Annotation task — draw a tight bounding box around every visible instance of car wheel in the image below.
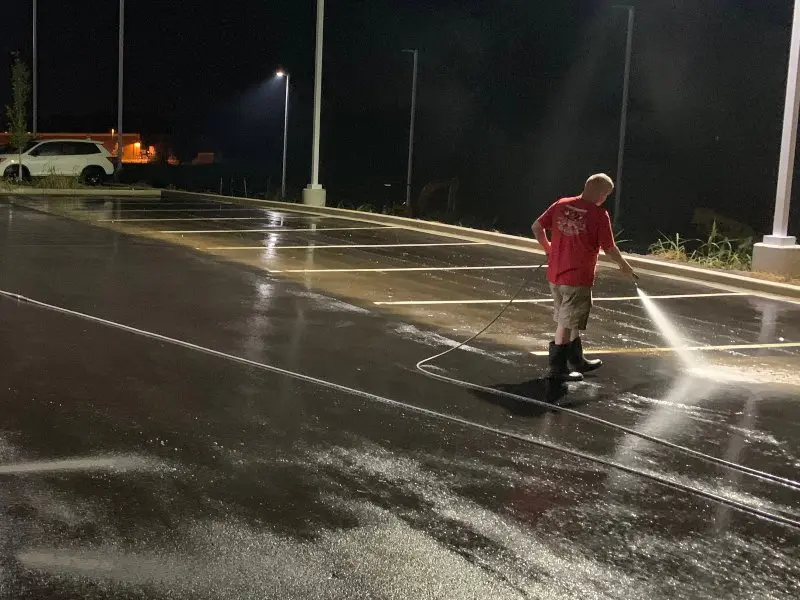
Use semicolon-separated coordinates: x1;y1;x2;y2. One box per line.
3;165;30;182
81;166;106;186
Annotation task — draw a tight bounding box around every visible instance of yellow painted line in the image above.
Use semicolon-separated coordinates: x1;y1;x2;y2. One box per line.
270;264;544;274
74;206;240;211
374;292;748;306
208;242;486;251
74;205;235;210
530;342;800;356
90;208;273;213
99;216;330;222
73;201;235;205
157;226;397;234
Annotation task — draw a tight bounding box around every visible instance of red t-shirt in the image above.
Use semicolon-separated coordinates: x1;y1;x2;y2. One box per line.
537;196;615;287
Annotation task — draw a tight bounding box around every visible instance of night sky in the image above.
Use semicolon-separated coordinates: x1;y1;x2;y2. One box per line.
1;0;798;242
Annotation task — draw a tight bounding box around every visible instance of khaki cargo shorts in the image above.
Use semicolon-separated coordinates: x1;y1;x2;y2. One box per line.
550;284;593;330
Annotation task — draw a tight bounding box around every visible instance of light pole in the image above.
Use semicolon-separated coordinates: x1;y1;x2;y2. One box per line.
32;0;38;135
752;0;800;275
116;0;125;179
767;0;800;245
276;70;290;200
402;49;419;213
612;5;634;229
303;0;326;206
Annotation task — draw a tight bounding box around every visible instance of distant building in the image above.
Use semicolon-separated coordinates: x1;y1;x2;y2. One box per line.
191;152;216;165
0;132;177;164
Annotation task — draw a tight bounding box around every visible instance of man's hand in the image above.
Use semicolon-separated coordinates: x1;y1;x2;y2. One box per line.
620;262;638;281
605;246;637;281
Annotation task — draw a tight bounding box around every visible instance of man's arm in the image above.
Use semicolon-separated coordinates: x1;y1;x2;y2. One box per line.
604;245;636;278
598;212;636;279
531;219;551;255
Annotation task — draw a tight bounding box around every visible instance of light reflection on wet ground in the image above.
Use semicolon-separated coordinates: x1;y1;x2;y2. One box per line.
0;195;798;598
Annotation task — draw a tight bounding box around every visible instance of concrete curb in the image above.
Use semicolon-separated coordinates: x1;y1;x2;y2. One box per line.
1;188;161;197
611;255;800;300
101;189;800;302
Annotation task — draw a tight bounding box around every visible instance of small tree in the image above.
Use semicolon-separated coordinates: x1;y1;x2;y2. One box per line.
5;53;32;183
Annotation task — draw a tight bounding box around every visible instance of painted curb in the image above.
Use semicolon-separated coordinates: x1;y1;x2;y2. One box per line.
1;188;160;197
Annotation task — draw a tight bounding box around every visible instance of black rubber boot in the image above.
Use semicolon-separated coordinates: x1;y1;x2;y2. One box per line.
568;337;603;373
548;342;584;382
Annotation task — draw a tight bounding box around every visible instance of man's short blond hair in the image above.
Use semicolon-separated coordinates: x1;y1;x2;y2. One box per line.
585;173;614;192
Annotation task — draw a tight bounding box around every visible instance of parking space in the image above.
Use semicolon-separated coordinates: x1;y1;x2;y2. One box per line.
10;194;800;362
2;194;799;598
12;194;800;361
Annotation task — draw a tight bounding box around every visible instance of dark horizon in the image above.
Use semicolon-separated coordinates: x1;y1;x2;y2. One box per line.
1;0;798;242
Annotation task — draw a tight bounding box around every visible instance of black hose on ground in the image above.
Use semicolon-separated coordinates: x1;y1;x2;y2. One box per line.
415;261;800;493
1;287;797;530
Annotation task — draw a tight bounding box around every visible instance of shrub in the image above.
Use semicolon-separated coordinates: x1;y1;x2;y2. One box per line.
649;233;691;262
34;174;84;189
649;222;753;270
691;222;753;270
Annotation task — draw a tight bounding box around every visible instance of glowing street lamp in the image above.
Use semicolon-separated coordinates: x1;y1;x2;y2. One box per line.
276;70;290;200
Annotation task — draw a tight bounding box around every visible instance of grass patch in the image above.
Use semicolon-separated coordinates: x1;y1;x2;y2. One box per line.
0;174;87;190
649;233;691;262
649;223;753;270
33;175;86;189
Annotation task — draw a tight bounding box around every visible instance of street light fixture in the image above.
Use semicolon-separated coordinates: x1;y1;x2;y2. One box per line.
612;5;634;229
276;70;290;200
402;49;419;214
116;0;125;179
32;0;38;135
303;0;326;206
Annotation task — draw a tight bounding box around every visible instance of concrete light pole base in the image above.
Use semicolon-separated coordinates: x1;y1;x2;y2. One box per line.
302;186;326;207
752;236;800;278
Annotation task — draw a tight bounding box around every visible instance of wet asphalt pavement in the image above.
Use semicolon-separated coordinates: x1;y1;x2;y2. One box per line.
0;195;798;599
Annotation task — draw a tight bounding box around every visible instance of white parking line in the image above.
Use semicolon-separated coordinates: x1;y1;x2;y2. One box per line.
158;226;397;234
270;264;544;274
373;292;748;306
208;242;486;251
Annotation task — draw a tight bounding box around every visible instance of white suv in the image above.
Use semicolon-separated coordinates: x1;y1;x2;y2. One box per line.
0;139;116;185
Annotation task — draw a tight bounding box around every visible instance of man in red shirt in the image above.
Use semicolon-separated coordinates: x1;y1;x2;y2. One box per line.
532;173;636;381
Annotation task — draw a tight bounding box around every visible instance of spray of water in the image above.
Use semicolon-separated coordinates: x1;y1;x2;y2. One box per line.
0;455;152;475
636;288;695;367
609;288;717;466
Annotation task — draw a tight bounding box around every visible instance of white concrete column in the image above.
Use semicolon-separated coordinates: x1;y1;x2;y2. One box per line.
303;0;327;207
753;0;800;276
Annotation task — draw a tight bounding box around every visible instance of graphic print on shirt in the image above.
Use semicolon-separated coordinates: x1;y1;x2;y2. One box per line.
556;205;588;237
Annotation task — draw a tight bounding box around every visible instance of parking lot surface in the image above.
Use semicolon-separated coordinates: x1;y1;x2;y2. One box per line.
1;195;798;599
